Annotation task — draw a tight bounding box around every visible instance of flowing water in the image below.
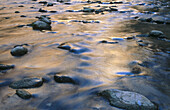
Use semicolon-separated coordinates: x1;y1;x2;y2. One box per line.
0;0;170;110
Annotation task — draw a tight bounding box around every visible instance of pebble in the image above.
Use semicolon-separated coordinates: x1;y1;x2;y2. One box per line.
10;46;28;57
16;89;32;99
15;11;20;13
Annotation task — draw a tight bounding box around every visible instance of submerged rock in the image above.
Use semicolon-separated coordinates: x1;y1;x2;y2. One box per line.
9;77;43;89
0;64;15;70
99;89;157;110
32;21;51;30
16;89;32;99
54;75;76;84
10;46;28;57
130;66;142;74
149;30;165;38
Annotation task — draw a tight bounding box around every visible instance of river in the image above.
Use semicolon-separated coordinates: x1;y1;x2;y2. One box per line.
0;0;170;110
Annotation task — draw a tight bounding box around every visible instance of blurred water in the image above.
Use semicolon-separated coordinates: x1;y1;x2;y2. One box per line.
0;0;170;110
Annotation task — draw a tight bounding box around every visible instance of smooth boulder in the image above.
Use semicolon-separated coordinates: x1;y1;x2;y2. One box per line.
32;21;51;30
99;89;157;110
16;89;32;99
149;30;164;38
10;46;28;57
9;77;43;89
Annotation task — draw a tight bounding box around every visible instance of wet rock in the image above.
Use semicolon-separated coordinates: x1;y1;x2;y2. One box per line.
20;15;27;17
82;7;95;12
152;16;170;24
0;64;15;71
17;25;25;28
39;8;47;12
49;11;57;13
18;5;24;7
113;1;123;4
95;9;103;14
54;75;76;84
109;7;118;11
99;89;157;110
64;2;72;5
47;3;53;6
126;36;135;40
138;43;148;46
149;30;165;38
138;17;153;22
58;45;71;50
130;66;142;74
16;89;32;99
39;1;48;4
10;46;28;57
66;10;75;12
32;21;51;30
39;16;51;24
9;77;43;89
70;48;91;54
15;11;20;13
99;40;118;44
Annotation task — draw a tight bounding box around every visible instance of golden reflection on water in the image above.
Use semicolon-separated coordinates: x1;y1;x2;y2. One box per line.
0;0;170;109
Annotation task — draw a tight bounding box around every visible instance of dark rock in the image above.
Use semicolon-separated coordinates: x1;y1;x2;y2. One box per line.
39;1;48;4
66;10;75;12
130;66;142;74
95;9;103;14
49;11;57;13
39;8;47;12
138;43;148;46
113;1;123;4
18;5;24;7
0;64;15;70
152;16;169;24
64;2;72;5
9;77;43;89
17;25;26;28
99;89;157;110
47;3;53;6
16;89;32;99
58;45;71;50
5;17;10;19
32;21;51;30
10;46;28;57
15;11;20;13
138;17;153;22
109;7;118;11
54;75;76;84
20;15;27;17
126;36;135;40
149;30;164;38
99;40;108;43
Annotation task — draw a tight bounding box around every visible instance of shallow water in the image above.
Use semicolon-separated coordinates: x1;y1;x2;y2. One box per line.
0;0;170;110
